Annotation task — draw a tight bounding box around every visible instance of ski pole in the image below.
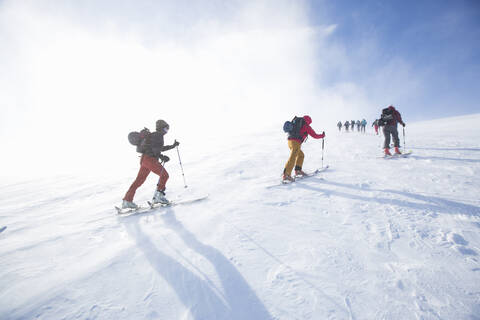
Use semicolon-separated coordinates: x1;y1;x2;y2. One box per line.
321;137;325;168
176;145;188;188
403;127;406;152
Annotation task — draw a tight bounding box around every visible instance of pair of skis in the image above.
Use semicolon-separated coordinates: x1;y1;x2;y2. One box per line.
267;165;329;188
378;151;412;159
115;194;209;216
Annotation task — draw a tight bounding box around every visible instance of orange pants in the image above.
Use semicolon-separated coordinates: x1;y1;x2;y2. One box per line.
123;154;169;202
284;139;304;175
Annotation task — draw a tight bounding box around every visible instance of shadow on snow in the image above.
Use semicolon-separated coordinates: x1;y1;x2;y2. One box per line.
294;179;480;218
122;209;272;320
410;147;480;152
409;155;480;163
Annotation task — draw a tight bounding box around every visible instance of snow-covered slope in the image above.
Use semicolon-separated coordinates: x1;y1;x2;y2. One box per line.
1;114;480;319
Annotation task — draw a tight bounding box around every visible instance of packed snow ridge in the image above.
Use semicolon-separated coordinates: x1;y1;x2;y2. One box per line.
1;114;480;319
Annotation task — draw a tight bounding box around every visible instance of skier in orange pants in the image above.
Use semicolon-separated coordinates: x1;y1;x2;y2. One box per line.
283;115;325;182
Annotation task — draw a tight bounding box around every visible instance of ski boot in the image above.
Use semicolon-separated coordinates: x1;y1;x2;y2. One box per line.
282;173;295;183
152;190;170;205
394;147;402;155
294;166;307;177
295;169;307;177
384;148;392;156
122;200;138;209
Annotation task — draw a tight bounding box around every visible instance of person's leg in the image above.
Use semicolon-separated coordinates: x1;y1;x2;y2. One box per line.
383;126;392;149
391;126;402;154
155;165;169;191
142;156;169;191
392;126;400;147
294;148;305;174
284;140;301;176
123;157;151;202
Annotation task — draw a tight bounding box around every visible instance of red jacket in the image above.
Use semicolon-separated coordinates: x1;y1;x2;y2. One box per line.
288;115;325;143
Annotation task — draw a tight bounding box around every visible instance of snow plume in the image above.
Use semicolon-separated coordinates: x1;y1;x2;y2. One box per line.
2;0;397;179
0;0;344;177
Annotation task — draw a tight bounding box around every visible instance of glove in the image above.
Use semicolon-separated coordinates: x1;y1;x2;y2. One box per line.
402;123;406;127
173;140;180;147
321;131;325;138
159;155;170;163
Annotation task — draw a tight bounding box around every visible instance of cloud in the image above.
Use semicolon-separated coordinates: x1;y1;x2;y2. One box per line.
5;0;438;180
0;0;339;177
2;1;477;178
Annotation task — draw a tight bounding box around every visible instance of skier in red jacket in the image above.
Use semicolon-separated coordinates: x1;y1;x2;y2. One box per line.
283;115;325;182
380;106;405;155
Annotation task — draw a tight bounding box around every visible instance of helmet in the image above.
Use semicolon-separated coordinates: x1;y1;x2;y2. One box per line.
156;119;169;131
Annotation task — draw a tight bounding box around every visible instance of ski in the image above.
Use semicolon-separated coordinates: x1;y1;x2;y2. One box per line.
295;165;329;180
0;226;6;233
148;194;209;209
267;165;329;188
378;151;412;159
115;195;209;216
115;205;152;215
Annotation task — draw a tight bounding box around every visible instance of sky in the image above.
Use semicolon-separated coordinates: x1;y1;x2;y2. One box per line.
0;0;479;177
307;0;480;121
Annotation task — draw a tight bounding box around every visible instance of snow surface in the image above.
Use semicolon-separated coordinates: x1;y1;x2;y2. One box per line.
1;114;480;319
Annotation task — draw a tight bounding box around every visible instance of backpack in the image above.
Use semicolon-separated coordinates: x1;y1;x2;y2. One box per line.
379;108;394;125
283;116;305;140
128;127;151;153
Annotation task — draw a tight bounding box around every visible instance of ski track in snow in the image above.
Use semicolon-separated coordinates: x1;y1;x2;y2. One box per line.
1;114;480;319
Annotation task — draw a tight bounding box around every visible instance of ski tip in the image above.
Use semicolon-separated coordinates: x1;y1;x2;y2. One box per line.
314;165;329;173
0;226;6;233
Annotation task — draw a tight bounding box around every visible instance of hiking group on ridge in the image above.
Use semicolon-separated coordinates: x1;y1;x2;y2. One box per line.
337;119;367;132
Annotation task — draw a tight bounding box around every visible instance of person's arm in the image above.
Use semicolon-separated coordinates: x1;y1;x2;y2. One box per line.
159;144;176;152
306;126;325;139
150;134;170;158
152;134;180;155
395;111;405;126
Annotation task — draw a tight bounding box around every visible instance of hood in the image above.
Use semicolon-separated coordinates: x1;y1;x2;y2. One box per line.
156;119;169;132
388;105;395;111
303;115;312;125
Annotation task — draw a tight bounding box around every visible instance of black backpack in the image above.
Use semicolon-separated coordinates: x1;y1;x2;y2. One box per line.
128;127;151;153
379;108;394;125
283;116;305;140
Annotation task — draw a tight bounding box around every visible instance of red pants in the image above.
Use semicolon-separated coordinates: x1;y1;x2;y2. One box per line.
123;155;169;202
